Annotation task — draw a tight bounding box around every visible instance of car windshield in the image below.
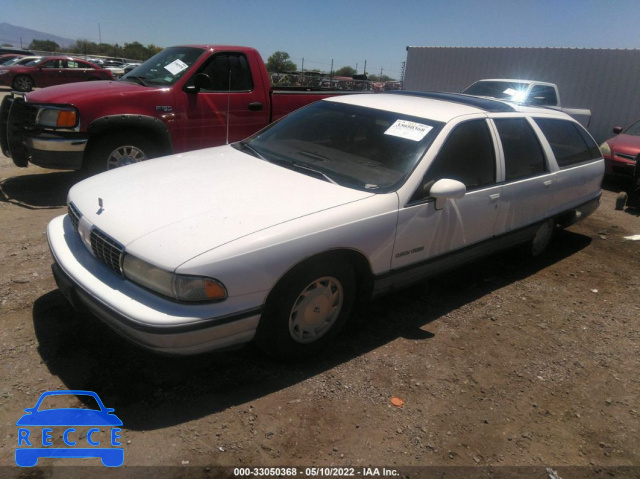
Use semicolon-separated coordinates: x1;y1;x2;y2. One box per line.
624;120;640;136
237;101;443;192
464;81;529;101
120;46;205;86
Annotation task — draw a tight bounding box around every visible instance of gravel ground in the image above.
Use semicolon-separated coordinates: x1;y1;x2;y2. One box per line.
0;143;638;478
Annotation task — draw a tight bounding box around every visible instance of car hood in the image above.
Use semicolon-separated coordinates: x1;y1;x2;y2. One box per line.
607;133;640;152
25;79;148;104
69;145;374;270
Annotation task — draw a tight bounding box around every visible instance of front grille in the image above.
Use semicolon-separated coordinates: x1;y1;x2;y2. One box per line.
90;228;125;275
68;202;81;231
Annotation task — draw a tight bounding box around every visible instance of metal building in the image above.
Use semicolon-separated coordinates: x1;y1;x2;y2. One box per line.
404;47;640;143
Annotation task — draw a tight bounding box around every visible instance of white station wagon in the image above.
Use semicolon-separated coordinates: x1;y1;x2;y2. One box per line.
47;92;604;359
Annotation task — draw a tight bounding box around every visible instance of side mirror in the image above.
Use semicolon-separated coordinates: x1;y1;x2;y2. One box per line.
613;126;623;135
185;73;213;93
429;178;466;210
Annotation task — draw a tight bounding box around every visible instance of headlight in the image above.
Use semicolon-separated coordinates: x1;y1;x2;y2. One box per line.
36;107;78;128
122;254;227;302
599;141;611;157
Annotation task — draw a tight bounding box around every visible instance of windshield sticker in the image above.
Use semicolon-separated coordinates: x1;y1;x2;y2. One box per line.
384;120;432;142
503;88;518;96
164;59;188;75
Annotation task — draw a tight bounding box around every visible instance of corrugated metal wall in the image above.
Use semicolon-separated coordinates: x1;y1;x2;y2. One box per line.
404;47;640;143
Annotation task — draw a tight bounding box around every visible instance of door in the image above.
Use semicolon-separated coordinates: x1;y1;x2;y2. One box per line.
34;59;65;87
177;52;269;150
391;119;502;271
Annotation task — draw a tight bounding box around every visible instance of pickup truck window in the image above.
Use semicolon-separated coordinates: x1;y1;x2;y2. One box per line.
196;53;254;91
464;81;528;99
534;118;601;168
121;46;205;86
529;85;557;106
494;118;547;180
424;120;495;190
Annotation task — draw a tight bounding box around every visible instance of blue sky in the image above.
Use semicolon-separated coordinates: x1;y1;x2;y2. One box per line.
3;0;640;79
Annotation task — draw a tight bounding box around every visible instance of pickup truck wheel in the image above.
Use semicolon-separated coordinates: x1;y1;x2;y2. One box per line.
615;192;628;210
86;133;159;173
530;218;555;257
255;260;355;360
12;75;34;92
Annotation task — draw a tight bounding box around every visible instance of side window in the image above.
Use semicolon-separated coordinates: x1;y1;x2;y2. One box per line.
199;53;254;92
534;118;600;168
529;85;557;106
41;60;61;69
424;119;496;191
494;118;547;181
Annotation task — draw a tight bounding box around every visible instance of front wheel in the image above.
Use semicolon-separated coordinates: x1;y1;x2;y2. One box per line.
255;260;356;360
85;132;159;174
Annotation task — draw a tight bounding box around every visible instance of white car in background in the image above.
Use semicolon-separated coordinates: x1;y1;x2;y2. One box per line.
47;92;604;359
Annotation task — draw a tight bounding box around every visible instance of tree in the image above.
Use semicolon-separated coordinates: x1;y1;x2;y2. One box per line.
266;51;297;73
29;39;60;52
335;66;356;77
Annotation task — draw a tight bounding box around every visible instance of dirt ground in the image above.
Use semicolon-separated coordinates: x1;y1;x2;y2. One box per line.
0;145;639;478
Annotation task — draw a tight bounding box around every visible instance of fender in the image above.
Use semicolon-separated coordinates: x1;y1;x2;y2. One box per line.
88;114;173;153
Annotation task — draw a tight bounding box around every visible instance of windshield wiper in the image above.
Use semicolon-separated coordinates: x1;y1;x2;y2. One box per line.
236;143;338;185
234;141;269;161
291;163;339;185
122;75;147;86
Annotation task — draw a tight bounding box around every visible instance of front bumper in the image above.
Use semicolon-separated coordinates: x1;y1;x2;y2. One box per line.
604;154;637;176
47;215;263;355
0;94;87;169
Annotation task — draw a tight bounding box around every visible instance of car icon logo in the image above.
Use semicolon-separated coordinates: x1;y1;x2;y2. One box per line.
16;390;123;467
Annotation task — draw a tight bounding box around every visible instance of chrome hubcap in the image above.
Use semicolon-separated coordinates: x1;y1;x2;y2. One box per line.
289;276;343;343
107;145;147;169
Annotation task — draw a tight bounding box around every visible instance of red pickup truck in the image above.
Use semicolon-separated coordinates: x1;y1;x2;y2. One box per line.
1;45;355;173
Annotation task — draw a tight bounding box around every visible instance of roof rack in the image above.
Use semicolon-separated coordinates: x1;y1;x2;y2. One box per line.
387;91;517;113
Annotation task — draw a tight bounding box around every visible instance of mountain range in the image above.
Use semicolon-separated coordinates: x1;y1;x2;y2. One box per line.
0;22;74;49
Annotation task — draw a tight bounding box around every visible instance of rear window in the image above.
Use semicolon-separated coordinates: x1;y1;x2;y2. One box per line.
534;118;601;168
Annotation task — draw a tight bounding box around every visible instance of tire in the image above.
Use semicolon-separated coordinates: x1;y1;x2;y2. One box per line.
12;75;34;92
85;132;159;174
615;192;628;210
255;259;356;360
529;218;555;257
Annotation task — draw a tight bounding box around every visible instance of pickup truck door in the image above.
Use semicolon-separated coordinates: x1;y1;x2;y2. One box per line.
177;52;269;150
390;119;503;274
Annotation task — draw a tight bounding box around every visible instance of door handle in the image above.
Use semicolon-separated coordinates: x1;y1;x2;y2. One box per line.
248;102;264;111
543;180;553;187
489;193;500;202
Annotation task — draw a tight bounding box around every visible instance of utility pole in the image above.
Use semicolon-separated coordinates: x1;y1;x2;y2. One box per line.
98;23;102;44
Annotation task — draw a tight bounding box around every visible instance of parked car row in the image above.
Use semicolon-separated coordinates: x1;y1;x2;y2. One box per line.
0;55;113;91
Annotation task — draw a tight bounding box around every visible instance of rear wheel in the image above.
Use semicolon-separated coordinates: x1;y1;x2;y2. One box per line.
12;75;34;92
255;259;356;360
85;132;159;174
530;218;555;257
